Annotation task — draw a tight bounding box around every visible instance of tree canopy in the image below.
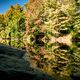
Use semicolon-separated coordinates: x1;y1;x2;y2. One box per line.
25;0;80;80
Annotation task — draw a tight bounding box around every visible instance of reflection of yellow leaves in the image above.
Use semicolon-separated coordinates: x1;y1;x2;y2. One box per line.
44;54;55;60
40;47;47;55
60;68;72;78
43;63;53;74
31;47;36;52
33;55;40;60
44;54;49;58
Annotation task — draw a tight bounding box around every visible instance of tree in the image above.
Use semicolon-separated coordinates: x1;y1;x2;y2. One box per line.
5;4;26;46
0;14;5;30
25;0;80;80
0;14;7;39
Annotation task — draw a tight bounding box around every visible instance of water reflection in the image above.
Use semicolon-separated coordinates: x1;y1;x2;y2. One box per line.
0;38;27;50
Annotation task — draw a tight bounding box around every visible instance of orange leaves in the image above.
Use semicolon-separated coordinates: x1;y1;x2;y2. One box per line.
26;10;32;19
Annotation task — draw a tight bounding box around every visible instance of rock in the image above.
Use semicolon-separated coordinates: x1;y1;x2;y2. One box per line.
0;44;56;80
0;44;25;58
0;54;30;71
71;72;80;80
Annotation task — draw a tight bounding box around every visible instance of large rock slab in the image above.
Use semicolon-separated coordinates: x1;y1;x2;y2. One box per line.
0;44;56;80
0;44;25;58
